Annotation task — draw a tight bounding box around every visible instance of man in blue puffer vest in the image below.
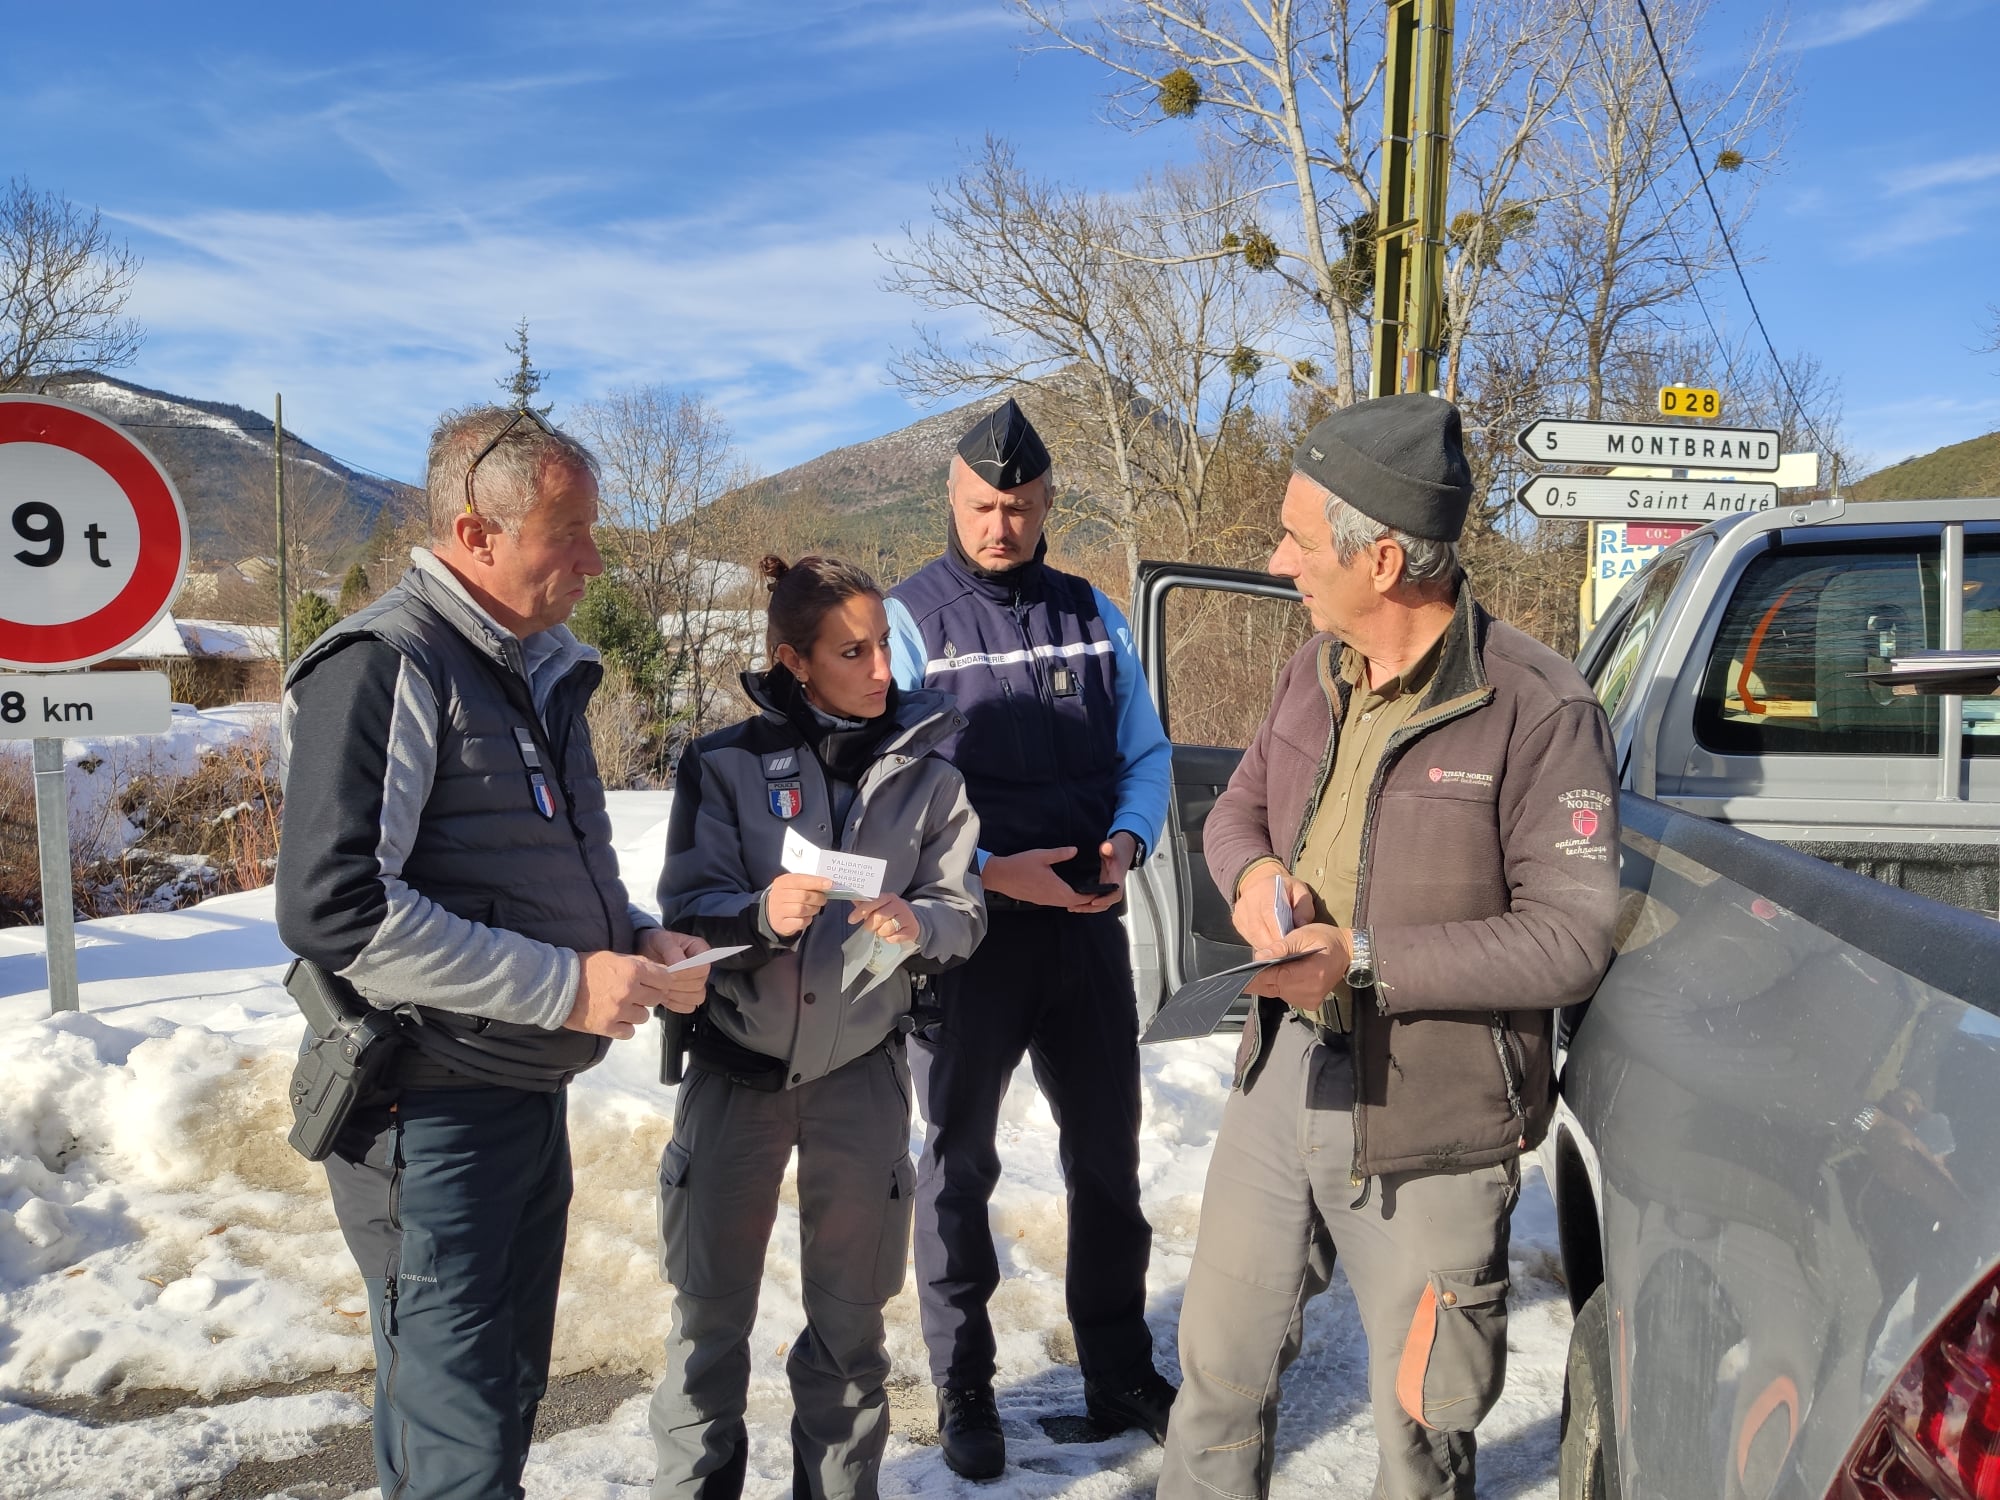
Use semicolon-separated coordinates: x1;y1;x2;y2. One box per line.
886;399;1177;1478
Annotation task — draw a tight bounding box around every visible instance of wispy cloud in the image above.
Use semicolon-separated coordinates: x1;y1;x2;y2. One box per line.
111;182;939;481
1843;201;1978;259
1884;151;2000;195
516;0;1014;57
1793;0;1930;49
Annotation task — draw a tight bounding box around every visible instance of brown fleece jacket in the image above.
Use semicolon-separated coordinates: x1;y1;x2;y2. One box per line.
1205;584;1619;1178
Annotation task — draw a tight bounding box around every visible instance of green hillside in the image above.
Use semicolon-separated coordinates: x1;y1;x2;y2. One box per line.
1853;429;2000;501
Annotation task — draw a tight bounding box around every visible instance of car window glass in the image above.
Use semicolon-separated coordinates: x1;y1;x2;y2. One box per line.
1161;585;1312;749
1693;542;1940;757
1587;551;1691;720
1958;544;2000;755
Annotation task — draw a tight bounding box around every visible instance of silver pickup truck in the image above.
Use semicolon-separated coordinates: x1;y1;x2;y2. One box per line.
1581;496;2000;917
1120;503;2000;1500
1552;497;2000;1500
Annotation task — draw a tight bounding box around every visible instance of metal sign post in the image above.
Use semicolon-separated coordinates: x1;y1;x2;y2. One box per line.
1;395;189;1016
5;671;174;1010
31;738;80;1012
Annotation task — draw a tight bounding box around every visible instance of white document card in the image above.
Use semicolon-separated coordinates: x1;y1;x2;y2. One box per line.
780;826;887;901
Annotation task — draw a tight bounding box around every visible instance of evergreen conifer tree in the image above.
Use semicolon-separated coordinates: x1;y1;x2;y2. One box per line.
500;318;554;415
338;562;370;615
292;591;339;653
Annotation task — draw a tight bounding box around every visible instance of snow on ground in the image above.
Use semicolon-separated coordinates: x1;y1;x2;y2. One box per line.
0;701;277;861
0;790;1569;1498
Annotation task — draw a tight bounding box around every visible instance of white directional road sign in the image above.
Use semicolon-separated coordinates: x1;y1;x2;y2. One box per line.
0;394;190;671
1519;473;1779;522
1518;416;1781;472
0;670;172;740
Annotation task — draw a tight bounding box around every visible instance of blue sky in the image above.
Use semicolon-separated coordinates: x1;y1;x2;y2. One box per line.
4;0;1995;486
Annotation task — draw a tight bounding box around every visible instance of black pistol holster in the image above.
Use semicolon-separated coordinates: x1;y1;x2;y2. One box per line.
658;1005;690;1086
284;958;405;1162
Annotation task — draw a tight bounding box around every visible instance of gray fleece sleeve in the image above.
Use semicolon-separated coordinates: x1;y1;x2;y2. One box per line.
275;639;581;1029
902;768;987;972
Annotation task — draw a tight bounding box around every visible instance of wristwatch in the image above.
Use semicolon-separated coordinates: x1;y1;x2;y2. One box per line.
1346;928;1377;992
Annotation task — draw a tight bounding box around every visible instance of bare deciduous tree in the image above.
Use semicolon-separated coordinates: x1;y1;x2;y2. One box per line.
211;459;361;634
0;178;144;392
1013;1;1386;403
571;386;758;742
883;138;1278;576
1513;0;1789;421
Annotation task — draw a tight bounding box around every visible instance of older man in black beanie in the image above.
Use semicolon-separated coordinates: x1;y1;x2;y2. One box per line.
1158;394;1620;1499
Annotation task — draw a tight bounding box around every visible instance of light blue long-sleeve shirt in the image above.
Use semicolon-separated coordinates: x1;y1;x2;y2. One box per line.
885;589;1173;864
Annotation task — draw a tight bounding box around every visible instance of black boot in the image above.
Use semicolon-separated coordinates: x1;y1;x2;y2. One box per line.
1085;1368;1179;1444
937;1383;1006;1480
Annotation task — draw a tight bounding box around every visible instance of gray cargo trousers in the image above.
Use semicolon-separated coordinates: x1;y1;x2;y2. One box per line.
1160;1016;1518;1500
650;1039;917;1500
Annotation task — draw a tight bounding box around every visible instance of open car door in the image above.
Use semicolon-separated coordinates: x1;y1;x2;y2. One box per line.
1125;561;1308;1029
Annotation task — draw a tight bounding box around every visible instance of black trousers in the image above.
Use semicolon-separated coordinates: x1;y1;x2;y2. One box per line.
324;1085;572;1500
910;907;1155;1388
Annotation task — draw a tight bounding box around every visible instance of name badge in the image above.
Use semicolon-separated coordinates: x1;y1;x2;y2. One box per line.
1051;666;1079;698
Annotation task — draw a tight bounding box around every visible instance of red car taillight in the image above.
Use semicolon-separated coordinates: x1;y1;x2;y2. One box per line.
1834;1266;2000;1499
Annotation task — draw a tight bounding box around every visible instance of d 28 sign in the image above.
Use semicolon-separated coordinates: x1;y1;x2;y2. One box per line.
0;396;189;672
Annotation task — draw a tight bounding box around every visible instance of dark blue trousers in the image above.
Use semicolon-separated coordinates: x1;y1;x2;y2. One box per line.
910;907;1155;1389
324;1085;572;1500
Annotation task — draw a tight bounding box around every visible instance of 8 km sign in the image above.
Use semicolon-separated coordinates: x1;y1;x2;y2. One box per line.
0;395;190;671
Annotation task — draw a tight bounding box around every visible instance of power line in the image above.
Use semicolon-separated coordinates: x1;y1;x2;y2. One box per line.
1629;0;1833;457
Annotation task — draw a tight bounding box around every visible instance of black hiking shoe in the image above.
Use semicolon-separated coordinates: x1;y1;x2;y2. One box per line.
1085;1368;1179;1444
937;1383;1006;1480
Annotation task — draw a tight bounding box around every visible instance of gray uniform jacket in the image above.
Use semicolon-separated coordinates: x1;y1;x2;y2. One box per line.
660;678;987;1086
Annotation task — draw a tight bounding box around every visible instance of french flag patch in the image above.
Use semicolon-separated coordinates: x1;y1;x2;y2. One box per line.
530;773;557;820
769;780;803;820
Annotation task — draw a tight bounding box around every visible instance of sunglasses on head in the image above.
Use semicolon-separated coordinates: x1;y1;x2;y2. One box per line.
464;406;557;517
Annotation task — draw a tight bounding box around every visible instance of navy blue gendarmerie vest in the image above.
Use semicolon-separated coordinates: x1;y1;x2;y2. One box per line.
890;539;1120;875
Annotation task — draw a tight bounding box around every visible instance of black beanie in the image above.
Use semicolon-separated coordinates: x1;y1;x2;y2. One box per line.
1292;393;1473;542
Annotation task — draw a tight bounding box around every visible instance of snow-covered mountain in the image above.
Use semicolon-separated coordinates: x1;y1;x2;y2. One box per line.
32;373;414;562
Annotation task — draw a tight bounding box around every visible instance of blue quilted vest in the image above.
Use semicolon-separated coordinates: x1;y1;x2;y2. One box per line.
890;545;1120;866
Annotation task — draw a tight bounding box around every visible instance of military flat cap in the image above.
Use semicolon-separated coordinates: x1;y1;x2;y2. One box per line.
957;398;1051;490
1293;393;1473;541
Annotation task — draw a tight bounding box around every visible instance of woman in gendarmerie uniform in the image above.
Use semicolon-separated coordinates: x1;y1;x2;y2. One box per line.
649;554;986;1500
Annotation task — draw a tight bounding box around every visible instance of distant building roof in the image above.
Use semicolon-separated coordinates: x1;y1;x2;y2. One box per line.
121;614;189;658
112;615;280;662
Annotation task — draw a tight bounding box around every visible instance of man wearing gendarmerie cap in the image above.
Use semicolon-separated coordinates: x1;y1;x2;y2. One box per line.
885;398;1178;1478
1159;394;1619;1499
276;404;713;1500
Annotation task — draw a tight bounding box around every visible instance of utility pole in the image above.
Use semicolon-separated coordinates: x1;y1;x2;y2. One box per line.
1370;0;1455;397
274;393;289;665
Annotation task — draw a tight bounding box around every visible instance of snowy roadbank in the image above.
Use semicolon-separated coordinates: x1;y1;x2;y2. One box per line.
0;791;1568;1498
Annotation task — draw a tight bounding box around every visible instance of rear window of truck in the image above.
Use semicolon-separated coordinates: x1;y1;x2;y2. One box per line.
1693;542;1943;756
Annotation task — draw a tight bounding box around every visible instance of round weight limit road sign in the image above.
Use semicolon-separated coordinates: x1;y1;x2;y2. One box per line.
0;395;190;671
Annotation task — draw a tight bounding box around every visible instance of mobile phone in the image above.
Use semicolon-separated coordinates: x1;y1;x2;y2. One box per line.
1070;880;1119;897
